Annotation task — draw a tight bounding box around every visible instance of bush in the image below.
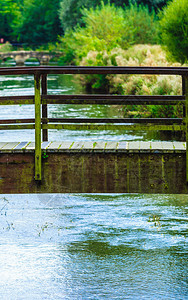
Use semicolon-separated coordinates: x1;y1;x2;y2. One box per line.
79;44;186;117
58;2;132;64
59;0;168;32
124;4;158;45
0;41;13;52
58;2;158;64
159;0;188;63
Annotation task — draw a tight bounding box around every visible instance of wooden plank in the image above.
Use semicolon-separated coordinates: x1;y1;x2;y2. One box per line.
139;141;151;151
46;117;183;124
105;141;118;150
173;141;186;151
41;141;51;149
117;142;127;151
0;66;188;76
93;141;107;150
42;95;185;106
71;141;85;150
0;96;34;105
0;140;186;153
162;142;174;151
81;141;96;150
0;124;34;130
151;142;163;151
25;142;35;150
0;119;35;124
128;141;140;152
59;141;75;149
47;142;62;150
43;124;185;131
0;142;8;149
1;142;19;150
14;142;29;150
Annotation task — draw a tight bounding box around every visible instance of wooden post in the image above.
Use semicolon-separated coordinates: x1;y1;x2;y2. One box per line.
42;74;48;141
185;75;188;182
182;76;185;117
34;73;42;181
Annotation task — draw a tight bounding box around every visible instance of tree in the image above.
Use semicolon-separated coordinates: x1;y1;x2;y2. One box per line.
59;0;104;32
58;2;158;64
59;0;169;32
0;0;21;41
133;0;169;12
124;4;158;44
58;2;131;64
159;0;188;63
15;0;62;47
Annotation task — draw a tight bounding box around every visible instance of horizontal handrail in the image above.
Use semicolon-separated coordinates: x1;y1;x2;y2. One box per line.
0;117;183;124
0;94;185;106
0;66;188;75
0;66;187;182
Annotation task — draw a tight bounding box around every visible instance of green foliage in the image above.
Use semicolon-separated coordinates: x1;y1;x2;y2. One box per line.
59;0;101;32
79;44;185;118
159;0;188;63
0;0;21;40
59;2;132;64
14;0;61;47
58;2;158;64
59;0;131;32
124;4;158;44
0;41;13;52
59;0;169;32
134;0;169;12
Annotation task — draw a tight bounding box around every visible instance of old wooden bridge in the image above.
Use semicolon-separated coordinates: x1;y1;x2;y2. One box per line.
0;66;188;194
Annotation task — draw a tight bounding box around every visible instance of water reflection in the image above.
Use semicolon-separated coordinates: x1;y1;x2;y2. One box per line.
0;194;187;299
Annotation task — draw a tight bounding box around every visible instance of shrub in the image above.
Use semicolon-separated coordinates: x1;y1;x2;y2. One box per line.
59;0;168;32
159;0;188;63
0;41;13;52
80;44;185;117
124;4;158;45
58;2;158;64
58;2;132;64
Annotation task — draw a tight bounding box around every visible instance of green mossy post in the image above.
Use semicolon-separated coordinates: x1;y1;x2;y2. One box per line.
34;73;42;181
185;76;188;182
42;74;48;141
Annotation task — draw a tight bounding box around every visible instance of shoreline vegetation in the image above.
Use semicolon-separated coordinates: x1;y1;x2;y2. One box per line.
0;0;187;118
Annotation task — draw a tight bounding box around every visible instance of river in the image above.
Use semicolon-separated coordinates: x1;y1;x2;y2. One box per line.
0;70;187;299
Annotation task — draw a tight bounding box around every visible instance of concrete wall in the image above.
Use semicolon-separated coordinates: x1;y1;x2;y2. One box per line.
0;151;187;194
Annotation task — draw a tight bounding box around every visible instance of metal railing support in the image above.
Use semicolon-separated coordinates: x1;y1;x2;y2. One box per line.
42;74;48;141
34;73;42;181
182;76;186;117
185;75;188;182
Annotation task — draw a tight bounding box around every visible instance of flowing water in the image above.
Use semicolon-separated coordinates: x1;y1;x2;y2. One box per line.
0;193;187;299
0;71;187;299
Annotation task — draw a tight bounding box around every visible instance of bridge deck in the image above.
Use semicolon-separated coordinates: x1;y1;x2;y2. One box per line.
0;140;187;194
0;141;186;153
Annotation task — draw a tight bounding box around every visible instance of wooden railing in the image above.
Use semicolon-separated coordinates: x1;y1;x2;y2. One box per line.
0;66;188;181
